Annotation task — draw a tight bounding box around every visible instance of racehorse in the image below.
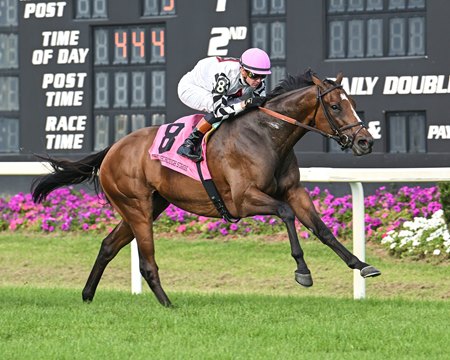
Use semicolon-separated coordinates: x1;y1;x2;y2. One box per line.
32;70;381;307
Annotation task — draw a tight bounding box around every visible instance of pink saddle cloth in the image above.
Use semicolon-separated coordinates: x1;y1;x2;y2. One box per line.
149;114;212;181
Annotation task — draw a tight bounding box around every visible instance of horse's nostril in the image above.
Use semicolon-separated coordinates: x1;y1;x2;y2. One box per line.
358;138;369;149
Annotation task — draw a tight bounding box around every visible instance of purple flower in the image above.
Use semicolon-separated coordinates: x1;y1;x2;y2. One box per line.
207;222;219;232
0;184;444;241
61;222;70;231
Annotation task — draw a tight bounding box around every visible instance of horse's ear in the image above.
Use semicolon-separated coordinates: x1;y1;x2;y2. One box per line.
311;73;323;87
335;72;344;84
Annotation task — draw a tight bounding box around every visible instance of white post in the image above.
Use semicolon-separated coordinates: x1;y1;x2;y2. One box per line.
350;182;366;299
130;239;142;294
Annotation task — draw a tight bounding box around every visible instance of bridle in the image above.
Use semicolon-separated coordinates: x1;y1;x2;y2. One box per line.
259;84;367;150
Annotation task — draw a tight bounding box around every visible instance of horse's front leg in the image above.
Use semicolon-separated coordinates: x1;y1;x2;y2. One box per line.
285;185;381;278
240;188;313;287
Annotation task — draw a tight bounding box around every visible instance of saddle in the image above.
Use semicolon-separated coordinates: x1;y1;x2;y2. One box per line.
149;114;239;222
149;114;211;181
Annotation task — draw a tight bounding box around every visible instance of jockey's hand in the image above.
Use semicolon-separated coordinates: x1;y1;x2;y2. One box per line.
244;96;267;109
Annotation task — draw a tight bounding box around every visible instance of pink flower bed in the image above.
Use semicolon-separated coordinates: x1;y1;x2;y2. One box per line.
0;186;442;244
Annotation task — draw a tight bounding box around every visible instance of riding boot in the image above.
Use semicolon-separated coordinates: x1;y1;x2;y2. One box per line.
177;117;212;162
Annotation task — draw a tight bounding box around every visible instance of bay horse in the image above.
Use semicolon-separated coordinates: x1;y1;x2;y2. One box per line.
32;70;381;307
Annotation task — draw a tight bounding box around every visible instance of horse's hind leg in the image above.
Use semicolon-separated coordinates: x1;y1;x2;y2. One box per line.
135;193;172;307
114;192;172;307
286;185;381;278
82;220;134;302
131;220;171;307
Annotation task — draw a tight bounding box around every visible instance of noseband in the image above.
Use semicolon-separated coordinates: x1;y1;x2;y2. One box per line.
259;84;367;150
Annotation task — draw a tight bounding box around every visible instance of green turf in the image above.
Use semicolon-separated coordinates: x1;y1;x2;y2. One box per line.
0;287;448;360
0;233;449;359
1;233;448;300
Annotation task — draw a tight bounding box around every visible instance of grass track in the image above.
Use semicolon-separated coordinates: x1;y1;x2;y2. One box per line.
1;233;449;359
1;233;449;300
1;287;449;360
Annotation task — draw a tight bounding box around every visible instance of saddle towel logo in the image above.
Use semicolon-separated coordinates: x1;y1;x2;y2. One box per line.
149;115;212;181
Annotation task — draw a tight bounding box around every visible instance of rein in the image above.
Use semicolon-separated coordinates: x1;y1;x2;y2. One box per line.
258;106;337;140
259;84;366;149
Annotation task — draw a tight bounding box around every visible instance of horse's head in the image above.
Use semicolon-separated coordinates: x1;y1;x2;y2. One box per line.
310;72;373;156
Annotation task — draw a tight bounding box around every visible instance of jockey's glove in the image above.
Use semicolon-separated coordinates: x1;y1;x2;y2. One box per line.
244;96;267;109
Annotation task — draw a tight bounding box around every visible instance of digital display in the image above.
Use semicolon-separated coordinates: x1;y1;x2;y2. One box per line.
93;25;166;110
0;33;18;69
93;24;167;149
75;0;107;19
94;26;165;65
143;0;176;16
0;76;19;111
0;0;18;26
0;0;19;152
250;3;286;91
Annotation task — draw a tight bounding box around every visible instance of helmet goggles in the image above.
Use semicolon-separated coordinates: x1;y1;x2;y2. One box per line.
246;70;266;80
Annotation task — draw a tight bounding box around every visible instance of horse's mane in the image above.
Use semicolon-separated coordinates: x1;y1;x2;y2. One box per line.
266;68;316;100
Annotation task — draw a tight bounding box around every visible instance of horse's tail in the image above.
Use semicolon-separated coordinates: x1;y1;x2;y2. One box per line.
31;146;111;203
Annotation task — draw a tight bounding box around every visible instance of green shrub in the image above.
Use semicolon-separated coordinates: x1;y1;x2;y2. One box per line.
438;182;450;228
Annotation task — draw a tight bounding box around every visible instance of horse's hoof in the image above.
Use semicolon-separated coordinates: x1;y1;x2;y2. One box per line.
360;265;381;278
82;296;92;304
82;291;93;303
160;300;173;308
295;271;313;287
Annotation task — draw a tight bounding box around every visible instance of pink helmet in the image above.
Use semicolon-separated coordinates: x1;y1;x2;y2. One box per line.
239;48;271;75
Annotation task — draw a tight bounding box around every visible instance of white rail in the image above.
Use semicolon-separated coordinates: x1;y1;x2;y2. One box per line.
0;162;50;175
300;167;450;299
2;163;450;299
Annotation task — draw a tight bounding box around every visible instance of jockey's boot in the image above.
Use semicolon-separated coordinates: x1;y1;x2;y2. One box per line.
177;117;212;162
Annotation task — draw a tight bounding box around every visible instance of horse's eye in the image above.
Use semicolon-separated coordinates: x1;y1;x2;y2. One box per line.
331;104;339;111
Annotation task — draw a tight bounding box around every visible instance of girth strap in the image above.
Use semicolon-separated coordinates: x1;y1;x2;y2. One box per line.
196;162;240;223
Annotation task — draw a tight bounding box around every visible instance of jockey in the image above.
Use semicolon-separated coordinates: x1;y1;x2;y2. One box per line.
177;47;271;162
